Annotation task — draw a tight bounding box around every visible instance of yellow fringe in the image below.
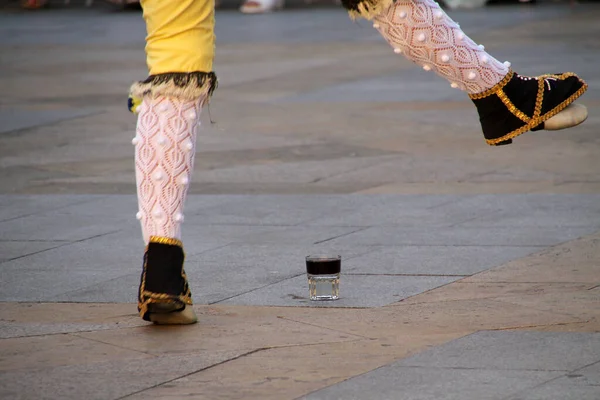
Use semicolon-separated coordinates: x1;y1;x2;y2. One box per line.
348;0;394;20
129;77;216;102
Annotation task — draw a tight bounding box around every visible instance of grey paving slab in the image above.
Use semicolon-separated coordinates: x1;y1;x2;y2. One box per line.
327;226;597;247
52;243;378;304
0;266;129;302
304;331;600;400
0;240;66;263
505;379;600;400
190;155;396;184
281;72;464;103
573;362;600;386
0;107;99;135
304;197;482;227
450;194;600;228
192;243;378;270
0;213;129;241
303;366;563;400
182;224;362;246
48;273;141;304
0;231;142;301
314;153;498;186
209;194;461;219
344;245;542;276
395;331;600;371
218;273;457;307
306;194;600;228
0;351;245;400
1;193;598;305
0;195;105;222
190;197;335;226
0;318;146;340
49;259;288;305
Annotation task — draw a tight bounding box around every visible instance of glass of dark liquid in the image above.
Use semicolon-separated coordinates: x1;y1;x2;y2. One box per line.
305;255;341;301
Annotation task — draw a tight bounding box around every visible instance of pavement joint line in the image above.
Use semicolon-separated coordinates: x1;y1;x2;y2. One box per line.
275;315;375;340
70;332;159;358
308;159;387;184
386;365;571;373
447;212;501;228
111;339;368;400
571;360;600;374
0;321;143;340
45;272;136;302
392;243;550;247
0;239;70;242
490;322;592;332
464;280;600;284
114;348;269;400
0;194;112;223
0;229;122;266
346;273;469;277
489;298;589;322
425;196;465;210
0;242;73;265
498;369;575;400
313;227;369;244
209;272;307;305
0;109;106;137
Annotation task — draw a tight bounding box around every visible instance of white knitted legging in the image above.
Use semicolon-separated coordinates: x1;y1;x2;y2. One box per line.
373;0;509;94
132;95;202;244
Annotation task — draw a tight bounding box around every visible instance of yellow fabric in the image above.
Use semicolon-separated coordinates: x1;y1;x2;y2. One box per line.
141;0;215;75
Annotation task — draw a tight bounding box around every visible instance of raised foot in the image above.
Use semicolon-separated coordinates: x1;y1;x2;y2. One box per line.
544;103;588;131
148;303;198;325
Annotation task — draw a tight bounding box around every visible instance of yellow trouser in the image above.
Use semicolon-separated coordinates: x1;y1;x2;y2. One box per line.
141;0;215;75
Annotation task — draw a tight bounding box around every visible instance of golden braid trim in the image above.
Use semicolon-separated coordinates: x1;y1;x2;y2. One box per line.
138;236;192;318
149;236;183;247
486;77;588;146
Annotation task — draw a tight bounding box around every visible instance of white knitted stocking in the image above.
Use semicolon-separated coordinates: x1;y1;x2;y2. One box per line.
133;95;202;244
373;0;509;94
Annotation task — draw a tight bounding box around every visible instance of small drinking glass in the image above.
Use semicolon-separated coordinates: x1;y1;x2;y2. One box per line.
306;255;341;301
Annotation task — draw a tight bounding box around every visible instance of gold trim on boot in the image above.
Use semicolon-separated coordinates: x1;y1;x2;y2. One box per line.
138;236;197;325
470;71;588;146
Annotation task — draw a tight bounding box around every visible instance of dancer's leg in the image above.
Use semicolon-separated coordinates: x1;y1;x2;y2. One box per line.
130;0;217;324
341;0;588;145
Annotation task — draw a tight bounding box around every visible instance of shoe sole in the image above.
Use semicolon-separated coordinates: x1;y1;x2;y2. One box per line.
148;304;198;325
544;103;588;131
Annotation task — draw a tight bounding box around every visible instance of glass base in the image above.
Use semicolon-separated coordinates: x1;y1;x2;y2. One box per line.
308;274;339;301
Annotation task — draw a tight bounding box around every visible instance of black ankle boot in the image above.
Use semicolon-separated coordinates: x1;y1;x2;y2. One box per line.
138;236;196;324
470;70;587;146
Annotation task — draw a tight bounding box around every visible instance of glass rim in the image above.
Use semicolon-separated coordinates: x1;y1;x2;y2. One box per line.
305;255;341;261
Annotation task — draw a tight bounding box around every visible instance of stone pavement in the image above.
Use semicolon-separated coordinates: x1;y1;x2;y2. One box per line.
1;3;600;400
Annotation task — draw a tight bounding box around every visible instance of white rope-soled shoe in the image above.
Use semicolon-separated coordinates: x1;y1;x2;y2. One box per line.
470;70;588;145
544;103;588;131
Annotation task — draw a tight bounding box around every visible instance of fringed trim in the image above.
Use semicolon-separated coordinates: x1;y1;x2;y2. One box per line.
130;72;218;102
469;70;514;100
343;0;394;20
486;75;588;146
